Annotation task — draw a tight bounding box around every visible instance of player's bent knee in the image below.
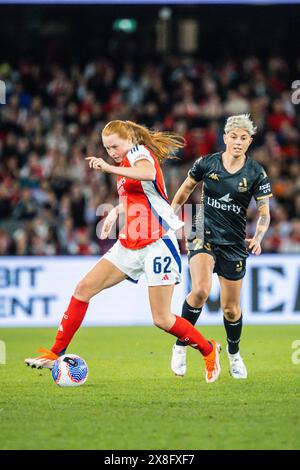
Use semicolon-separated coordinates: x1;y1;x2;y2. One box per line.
222;305;240;321
152;315;170;331
74;280;101;301
192;286;210;304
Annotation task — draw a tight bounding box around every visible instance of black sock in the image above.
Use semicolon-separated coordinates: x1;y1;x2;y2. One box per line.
176;299;203;346
223;314;243;354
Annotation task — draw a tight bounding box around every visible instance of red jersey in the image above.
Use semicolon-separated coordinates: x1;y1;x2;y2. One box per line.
117;145;183;250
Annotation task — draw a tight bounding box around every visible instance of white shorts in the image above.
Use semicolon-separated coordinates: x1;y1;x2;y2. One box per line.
103;230;182;286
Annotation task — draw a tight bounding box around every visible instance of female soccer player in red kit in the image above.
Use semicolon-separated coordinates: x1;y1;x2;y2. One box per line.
25;120;221;383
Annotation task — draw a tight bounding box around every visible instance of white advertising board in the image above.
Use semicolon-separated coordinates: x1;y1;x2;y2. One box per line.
0;255;300;327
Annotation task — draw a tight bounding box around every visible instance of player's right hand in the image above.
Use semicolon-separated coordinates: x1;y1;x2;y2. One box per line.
245;237;262;256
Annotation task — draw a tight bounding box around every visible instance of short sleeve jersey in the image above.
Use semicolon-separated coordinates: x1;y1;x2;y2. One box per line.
117;144;184;250
188;152;272;246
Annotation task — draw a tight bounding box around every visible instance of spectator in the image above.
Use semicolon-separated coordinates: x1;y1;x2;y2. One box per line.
0;54;299;255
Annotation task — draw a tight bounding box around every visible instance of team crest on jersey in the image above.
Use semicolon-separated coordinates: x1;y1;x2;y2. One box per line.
238;178;248;192
208;173;219;181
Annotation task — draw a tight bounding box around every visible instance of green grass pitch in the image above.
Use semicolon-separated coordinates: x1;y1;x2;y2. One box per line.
0;325;300;450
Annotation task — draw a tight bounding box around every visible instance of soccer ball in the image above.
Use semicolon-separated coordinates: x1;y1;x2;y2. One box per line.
51;354;88;387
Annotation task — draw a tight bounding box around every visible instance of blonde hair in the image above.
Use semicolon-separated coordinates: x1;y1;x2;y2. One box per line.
224;114;257;136
102;120;185;163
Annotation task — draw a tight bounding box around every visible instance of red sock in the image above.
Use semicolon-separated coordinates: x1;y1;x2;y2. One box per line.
168;315;213;356
51;296;89;355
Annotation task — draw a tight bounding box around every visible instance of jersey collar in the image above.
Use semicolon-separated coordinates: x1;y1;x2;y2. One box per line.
219;152;248;176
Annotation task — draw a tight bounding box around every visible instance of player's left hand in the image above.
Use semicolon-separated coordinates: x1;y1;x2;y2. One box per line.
246;238;262;256
85;157;112;173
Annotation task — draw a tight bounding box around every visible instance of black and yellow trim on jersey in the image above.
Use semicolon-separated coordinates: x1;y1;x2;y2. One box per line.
256;194;273;201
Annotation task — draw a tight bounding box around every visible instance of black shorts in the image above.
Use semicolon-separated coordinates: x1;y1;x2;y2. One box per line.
187;241;247;281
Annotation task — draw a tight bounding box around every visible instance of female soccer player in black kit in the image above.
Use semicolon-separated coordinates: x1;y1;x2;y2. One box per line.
171;114;272;379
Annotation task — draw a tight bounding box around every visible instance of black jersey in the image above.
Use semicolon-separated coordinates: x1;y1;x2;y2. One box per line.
188;152;272;247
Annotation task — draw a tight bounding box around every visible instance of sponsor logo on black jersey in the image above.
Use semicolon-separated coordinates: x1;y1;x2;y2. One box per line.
207;193;242;214
258;182;271;194
208;173;220;181
219;193;233;203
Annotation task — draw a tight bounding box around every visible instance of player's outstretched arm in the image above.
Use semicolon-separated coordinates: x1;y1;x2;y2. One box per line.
86;157;155;181
246;197;271;255
171;176;199;214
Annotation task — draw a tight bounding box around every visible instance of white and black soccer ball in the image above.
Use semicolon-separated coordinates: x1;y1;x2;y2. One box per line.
51;354;88;387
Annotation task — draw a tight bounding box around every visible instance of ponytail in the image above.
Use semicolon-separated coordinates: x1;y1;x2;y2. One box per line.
102;120;185;163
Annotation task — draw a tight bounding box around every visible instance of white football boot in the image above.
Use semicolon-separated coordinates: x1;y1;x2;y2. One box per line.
171;345;187;376
24;348;58;370
227;346;247;379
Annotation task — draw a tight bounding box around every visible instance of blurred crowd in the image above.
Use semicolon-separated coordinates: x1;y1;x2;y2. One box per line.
0;55;300;256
